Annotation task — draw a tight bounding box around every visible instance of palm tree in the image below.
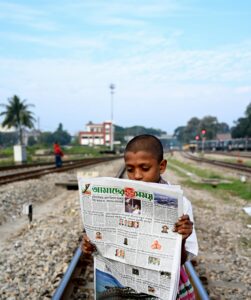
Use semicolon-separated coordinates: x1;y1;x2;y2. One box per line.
0;95;35;145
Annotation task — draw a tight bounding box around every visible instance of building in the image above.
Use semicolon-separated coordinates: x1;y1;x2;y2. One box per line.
159;134;180;150
79;121;113;146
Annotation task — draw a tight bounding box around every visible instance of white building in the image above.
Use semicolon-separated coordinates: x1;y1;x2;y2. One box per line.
79;121;113;146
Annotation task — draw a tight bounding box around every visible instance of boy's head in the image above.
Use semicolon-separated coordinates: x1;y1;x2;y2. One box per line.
124;134;167;183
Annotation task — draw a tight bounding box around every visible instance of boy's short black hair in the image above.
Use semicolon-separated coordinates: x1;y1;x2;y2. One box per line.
124;134;163;163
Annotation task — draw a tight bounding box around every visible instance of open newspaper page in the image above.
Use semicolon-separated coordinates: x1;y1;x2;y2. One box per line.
78;177;183;300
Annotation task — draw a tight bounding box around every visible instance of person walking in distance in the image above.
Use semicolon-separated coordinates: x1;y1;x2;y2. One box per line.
53;141;64;167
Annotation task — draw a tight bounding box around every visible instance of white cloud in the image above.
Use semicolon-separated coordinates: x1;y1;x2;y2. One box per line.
0;1;250;134
0;55;250;134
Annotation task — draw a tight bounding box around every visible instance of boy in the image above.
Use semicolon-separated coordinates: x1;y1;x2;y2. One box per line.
83;134;198;299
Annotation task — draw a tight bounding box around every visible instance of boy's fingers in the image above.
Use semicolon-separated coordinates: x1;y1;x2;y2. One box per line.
173;214;193;237
174;222;193;230
175;215;193;228
177;225;193;230
82;233;97;254
179;214;190;220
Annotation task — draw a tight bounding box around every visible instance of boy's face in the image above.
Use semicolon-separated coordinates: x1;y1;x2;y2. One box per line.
124;150;167;183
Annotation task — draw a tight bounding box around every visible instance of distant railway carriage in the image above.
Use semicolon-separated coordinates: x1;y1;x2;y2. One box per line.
195;138;251;152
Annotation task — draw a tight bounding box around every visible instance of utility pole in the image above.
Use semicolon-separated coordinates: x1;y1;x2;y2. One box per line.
109;84;115;151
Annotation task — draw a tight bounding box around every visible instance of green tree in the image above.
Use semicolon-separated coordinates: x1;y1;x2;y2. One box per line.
53;123;71;145
114;125;166;145
173;116;230;143
232;102;251;138
0;95;35;144
173;126;186;142
27;136;37;146
37;124;71;146
217;122;230;134
38;131;55;145
183;117;200;143
0;132;19;147
199;116;218;140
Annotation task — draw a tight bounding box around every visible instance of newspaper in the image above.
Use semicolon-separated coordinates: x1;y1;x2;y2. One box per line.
78;177;184;300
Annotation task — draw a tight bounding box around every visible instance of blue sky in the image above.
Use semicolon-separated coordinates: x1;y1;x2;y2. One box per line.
0;0;251;135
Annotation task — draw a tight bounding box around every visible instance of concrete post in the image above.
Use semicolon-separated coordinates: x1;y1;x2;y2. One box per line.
14;145;27;163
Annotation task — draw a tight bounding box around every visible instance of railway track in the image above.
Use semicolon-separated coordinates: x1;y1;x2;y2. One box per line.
183;152;251;174
0;157;121;185
0;158;91;172
52;166;209;300
204;151;251;159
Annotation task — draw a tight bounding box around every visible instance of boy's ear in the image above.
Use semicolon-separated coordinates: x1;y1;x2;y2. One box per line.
159;159;167;174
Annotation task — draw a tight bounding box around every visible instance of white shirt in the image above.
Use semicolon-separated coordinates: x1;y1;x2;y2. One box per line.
183;196;198;258
160;177;198;259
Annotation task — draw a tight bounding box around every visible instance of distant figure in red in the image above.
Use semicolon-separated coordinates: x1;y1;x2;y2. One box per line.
53;142;64;167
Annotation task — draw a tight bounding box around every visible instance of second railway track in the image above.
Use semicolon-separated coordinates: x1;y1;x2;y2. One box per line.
182;152;251;174
0;157;121;185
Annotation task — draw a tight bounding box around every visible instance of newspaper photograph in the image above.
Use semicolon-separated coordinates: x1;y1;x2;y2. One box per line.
78;177;184;300
94;253;181;300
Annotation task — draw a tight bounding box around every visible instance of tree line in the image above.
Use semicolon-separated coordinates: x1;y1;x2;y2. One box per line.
173;102;251;143
0;95;71;147
1;95;251;147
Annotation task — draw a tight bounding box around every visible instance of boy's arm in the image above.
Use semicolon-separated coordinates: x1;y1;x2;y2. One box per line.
173;214;193;265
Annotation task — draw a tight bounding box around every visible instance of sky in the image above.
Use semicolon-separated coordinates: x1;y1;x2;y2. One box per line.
0;0;251;135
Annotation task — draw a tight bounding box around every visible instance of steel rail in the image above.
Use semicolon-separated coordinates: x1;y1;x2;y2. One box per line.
183;152;251;174
0;157;121;185
185;261;209;300
52;164;126;300
52;163;208;299
204;151;251;159
52;247;83;300
0;158;112;172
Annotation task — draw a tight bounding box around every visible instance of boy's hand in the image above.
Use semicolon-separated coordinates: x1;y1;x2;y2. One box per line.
82;233;96;255
173;214;193;240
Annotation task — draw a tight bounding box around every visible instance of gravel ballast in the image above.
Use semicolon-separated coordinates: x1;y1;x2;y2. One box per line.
0;155;250;299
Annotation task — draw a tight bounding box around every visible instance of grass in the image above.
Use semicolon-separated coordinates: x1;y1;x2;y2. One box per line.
168;157;251;201
222;158;251;167
167;163;189;178
168;158;223;179
0;147;13;157
239;237;251;249
182;180;251;201
63;145;103;156
0;145;115;166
